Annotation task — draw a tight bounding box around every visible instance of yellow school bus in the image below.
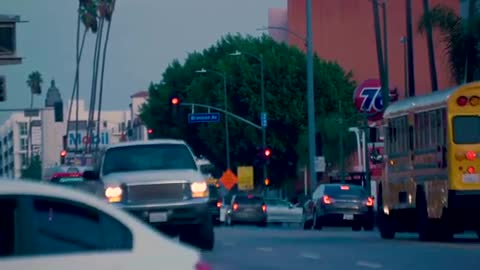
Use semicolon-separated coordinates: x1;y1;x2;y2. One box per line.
378;82;480;241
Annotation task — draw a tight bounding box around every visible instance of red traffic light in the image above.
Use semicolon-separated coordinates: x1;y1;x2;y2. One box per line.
147;128;153;134
171;97;180;105
264;148;271;157
60;150;67;157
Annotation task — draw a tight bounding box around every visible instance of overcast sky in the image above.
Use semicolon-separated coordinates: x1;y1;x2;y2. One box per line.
0;0;286;122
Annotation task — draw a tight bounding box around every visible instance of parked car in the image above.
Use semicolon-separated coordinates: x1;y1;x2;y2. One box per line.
264;198;303;225
82;139;214;250
0;179;210;270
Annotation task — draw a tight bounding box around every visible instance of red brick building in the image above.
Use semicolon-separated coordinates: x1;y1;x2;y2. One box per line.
287;0;459;97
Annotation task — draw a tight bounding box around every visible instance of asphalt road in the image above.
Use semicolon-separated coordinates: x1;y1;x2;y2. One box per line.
202;225;480;270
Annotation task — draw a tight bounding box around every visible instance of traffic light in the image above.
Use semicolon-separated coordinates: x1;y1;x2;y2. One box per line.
0;75;6;102
263;147;272;159
60;150;67;165
54;101;64;122
170;96;180;105
264;178;270;186
147;128;154;139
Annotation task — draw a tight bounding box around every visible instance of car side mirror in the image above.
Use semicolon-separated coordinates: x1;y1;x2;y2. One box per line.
83;170;100;181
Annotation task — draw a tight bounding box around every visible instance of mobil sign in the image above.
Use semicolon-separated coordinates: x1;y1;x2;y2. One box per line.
353;78;384;121
67;130;110;149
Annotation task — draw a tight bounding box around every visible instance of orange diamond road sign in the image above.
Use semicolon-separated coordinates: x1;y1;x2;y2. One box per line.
220;169;238;190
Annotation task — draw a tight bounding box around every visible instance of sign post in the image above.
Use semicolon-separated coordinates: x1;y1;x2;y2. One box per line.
237;166;254;191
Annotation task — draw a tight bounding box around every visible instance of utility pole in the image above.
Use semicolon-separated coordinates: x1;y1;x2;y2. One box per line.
382;0;390;101
364;114;372;195
306;0;318;193
372;0;389;109
406;0;416;97
339;102;345;183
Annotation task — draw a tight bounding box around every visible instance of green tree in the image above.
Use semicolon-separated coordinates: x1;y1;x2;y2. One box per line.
418;1;480;83
21;155;42;181
141;34;359;187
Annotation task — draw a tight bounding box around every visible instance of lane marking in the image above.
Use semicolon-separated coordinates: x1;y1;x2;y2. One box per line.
299;252;320;260
256;247;273;252
356;261;383;269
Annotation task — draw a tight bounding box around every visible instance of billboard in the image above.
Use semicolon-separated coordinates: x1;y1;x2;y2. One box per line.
67;130;110;150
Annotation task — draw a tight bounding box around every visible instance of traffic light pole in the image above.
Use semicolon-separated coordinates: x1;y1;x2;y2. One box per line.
180;102;262;130
260;55;267;185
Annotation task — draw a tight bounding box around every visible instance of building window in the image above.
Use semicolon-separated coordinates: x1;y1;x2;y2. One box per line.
20;138;27;151
20;153;27;168
18;122;28;136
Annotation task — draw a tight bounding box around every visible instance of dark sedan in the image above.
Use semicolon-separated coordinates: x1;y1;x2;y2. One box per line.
305;184;375;231
225;194;267;226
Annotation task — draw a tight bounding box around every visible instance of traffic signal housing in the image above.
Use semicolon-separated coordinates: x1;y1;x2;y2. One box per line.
170;95;180;106
264;178;270;186
0;75;6;102
60;150;67;164
263;147;272;159
147;128;154;139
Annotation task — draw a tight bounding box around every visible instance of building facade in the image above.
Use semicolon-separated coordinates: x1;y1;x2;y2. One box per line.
0;113;41;178
287;0;460;96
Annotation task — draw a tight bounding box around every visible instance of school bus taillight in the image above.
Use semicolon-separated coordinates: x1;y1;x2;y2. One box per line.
467;166;475;174
457;96;468;106
465;151;477;160
470;96;480;106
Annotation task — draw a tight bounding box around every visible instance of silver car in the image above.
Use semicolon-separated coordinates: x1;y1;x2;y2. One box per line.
264;199;303;225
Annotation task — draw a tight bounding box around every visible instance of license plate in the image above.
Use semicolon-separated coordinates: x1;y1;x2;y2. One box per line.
149;212;168;223
343;214;354;220
463;174;480;183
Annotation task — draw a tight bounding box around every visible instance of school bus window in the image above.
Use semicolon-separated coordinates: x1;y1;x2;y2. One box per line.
429;111;437;147
452;115;480;144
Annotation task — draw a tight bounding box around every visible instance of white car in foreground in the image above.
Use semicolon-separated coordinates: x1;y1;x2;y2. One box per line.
0;180;210;270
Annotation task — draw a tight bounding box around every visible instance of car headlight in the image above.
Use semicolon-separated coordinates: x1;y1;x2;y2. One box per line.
105;186;123;203
190;181;209;198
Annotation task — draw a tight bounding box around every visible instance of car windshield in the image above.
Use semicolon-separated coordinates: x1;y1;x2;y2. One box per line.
265;199;290;207
235;196;264;205
102;144;197;175
325;185;367;198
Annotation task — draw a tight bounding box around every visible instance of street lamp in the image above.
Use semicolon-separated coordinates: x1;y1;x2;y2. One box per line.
229;50;267;183
195;68;231;169
256;26;307;47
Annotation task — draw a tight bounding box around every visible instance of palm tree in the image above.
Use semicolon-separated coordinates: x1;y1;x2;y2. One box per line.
418;0;479;84
95;0;117;151
26;71;43;165
66;1;95;153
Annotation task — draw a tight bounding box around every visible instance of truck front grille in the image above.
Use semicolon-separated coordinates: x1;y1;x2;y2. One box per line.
125;182;188;203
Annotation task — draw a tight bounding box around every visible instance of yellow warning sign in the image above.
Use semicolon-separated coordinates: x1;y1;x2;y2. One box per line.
237;166;254;191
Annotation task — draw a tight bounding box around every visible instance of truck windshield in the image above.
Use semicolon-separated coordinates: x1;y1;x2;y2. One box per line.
102;144;197;175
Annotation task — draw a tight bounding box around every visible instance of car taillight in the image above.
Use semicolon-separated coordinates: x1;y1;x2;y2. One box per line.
232;203;239;211
323;195;332;204
366;197;374;207
466;151;477;161
195;261;211;270
262;204;267;212
216;201;222;208
457;96;468;106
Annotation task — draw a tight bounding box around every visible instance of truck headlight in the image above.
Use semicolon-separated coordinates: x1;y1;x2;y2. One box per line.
190;181;209;198
105;186;123;203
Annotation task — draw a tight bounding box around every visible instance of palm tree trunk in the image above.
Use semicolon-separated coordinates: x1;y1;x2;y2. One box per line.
95;0;117;152
464;0;477;83
87;18;105;154
27;93;33;166
422;0;438;92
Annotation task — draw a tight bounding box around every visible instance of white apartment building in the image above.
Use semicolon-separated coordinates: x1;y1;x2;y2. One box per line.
128;90;149;141
0;113;41;178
